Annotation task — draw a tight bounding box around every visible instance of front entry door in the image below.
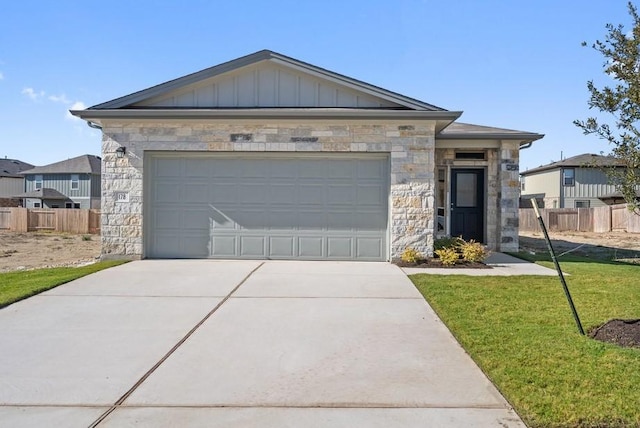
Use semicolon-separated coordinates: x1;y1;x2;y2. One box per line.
450;169;484;242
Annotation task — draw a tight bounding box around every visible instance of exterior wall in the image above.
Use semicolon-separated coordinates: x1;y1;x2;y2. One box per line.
434;140;520;252
24;173;99;209
100;120;437;260
136;62;398;109
523;168;619;208
0;177;24;198
521;170;560;208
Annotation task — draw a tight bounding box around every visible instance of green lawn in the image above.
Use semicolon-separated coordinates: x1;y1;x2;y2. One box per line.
0;261;127;308
410;255;640;428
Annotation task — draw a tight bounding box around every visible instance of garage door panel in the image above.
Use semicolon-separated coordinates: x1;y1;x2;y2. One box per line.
239;184;268;203
357;185;385;205
357;237;383;258
270;237;295;258
147;154;388;260
240;236;266;257
299;185;325;204
327;237;353;258
154;183;181;203
211;236;236;257
212;183;238;203
269;184;297;204
327;185;354;205
185;159;212;177
329;160;354;178
211;208;236;229
299;237;323;257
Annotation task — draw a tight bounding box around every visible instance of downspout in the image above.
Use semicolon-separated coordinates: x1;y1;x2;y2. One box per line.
87;121;102;130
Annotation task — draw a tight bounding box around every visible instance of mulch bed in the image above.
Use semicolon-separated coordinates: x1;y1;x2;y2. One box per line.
394;258;492;269
589;319;640;348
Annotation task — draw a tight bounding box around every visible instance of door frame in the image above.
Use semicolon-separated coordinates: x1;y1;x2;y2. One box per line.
449;167;486;243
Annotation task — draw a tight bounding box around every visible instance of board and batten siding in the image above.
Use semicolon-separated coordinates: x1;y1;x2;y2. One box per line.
24;173;99;209
562;168;618;207
135;62;399;109
0;177;24;198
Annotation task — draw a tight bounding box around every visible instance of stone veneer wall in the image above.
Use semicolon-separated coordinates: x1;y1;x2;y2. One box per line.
100;121;437;260
435;141;520;252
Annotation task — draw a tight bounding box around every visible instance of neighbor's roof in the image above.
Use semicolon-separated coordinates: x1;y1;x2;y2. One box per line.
0;158;34;178
521;153;622;176
20;155;101;175
13;188;69;200
437;122;544;142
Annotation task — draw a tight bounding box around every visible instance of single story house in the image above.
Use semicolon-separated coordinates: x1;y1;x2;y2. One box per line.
72;50;543;261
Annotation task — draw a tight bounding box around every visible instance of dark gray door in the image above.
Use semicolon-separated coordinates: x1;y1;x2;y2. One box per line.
146;153;389;260
450;169;484;242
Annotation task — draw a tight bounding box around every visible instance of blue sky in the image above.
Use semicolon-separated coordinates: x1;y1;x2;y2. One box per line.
0;0;633;171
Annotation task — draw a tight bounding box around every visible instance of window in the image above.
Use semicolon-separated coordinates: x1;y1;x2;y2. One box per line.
65;202;81;209
71;174;79;190
34;174;43;190
455;151;486;160
51;205;59;208
575;200;590;208
33;202;41;208
563;168;575;186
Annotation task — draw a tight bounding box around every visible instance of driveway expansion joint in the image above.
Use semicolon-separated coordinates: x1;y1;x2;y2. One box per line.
86;262;265;428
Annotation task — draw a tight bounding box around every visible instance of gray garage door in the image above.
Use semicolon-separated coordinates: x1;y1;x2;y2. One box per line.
146;153;389;260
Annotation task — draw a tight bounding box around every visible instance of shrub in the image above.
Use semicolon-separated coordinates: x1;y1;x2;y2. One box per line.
459;240;488;263
81;235;92;241
401;247;422;264
434;236;463;251
435;247;459;266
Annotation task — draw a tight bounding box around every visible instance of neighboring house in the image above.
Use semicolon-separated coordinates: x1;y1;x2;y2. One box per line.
15;154;101;209
520;153;637;209
0;158;34;207
71;50;543;261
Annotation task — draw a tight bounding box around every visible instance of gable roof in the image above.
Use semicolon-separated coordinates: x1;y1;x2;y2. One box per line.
21;155;101;175
0;158;34;178
70;50;463;130
521;153;621;176
437;122;544;142
89;50;445;111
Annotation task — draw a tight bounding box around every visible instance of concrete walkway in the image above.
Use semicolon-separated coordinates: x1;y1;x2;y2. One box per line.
403;252;559;276
0;261;525;427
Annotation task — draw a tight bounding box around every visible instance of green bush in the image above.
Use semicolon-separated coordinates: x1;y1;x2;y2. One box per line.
434;236;463;251
459;240;488;263
435;247;459;266
401;247;422;264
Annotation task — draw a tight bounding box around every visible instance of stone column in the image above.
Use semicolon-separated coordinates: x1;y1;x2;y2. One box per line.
498;141;521;252
389;124;436;258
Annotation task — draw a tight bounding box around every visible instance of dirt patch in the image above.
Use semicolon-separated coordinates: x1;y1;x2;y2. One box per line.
519;230;640;262
590;319;640;348
0;232;101;272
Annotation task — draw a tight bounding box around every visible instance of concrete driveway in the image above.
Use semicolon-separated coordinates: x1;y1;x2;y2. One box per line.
0;261;524;427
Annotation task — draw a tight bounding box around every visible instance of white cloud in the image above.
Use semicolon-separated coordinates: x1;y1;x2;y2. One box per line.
48;93;71;104
22;87;45;100
0;72;4;80
66;101;87;121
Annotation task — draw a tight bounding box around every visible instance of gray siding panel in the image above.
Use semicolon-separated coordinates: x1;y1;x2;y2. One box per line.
0;177;24;198
137;62;398;109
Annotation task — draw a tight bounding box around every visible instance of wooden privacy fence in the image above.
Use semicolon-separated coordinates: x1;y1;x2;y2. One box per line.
520;204;640;233
0;208;100;234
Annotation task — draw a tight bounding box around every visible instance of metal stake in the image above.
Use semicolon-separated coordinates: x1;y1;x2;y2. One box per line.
531;198;585;335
